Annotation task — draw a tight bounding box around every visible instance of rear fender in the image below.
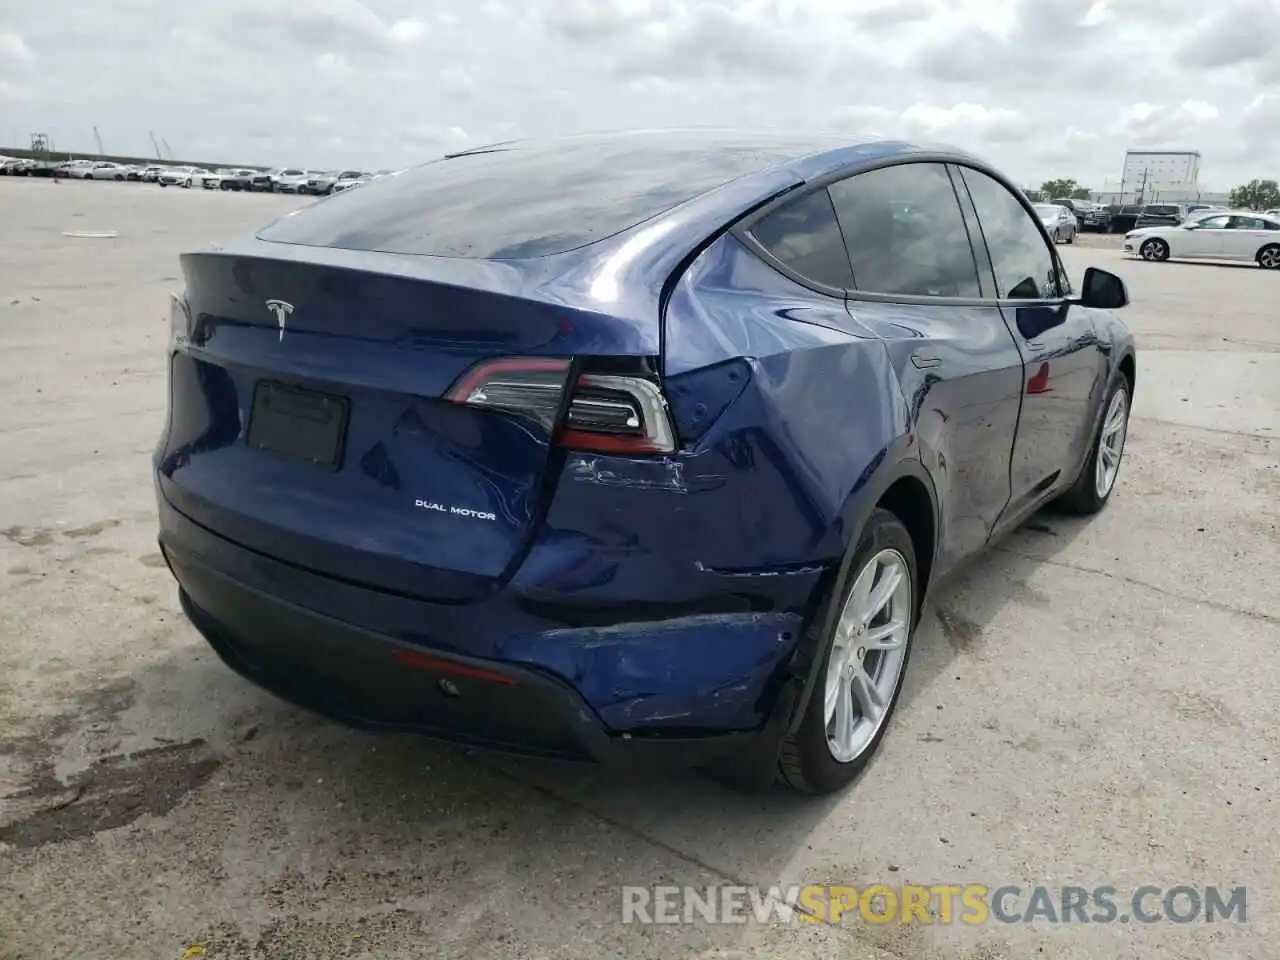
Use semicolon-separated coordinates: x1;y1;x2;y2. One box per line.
782;452;939;737
656;230;938;735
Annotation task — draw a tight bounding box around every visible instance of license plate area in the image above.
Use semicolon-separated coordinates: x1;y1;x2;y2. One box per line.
246;380;349;471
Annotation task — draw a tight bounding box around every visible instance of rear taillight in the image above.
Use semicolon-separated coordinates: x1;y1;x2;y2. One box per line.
560;373;675;454
445;357;676;455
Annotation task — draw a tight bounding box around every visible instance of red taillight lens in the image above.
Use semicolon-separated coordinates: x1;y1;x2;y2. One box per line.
560;374;675;454
446;358;676;455
444;357;572;432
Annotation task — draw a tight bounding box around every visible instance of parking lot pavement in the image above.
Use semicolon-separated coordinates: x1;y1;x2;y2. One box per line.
1;178;1277;960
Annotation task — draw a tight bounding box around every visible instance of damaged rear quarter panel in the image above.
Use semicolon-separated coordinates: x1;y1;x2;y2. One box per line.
500;234;911;731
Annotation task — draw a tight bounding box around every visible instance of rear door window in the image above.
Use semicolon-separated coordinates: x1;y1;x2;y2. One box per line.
958;167;1061;301
747;189;854;290
828;161;983;298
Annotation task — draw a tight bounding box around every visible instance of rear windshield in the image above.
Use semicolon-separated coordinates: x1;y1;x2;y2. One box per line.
1145;205;1179;215
257;131;836;260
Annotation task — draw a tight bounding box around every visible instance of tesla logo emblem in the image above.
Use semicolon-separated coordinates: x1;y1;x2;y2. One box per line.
265;299;293;341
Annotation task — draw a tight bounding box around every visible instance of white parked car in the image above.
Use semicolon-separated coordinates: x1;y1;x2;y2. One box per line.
88;162;130;180
330;171;370;193
158;166;201;187
301;171;342;195
190;168;229;189
1124;211;1280;269
1033;203;1077;244
65;161;127;180
272;169;310;193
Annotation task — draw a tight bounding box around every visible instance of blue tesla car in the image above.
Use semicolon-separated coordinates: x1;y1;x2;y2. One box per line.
155;130;1135;794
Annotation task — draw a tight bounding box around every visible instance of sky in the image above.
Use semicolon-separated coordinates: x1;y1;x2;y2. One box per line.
1;0;1277;190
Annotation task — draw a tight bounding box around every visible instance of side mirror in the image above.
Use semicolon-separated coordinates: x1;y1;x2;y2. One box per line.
1078;266;1128;309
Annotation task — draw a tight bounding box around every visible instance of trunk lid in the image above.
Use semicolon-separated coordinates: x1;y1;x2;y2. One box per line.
157;246;649;601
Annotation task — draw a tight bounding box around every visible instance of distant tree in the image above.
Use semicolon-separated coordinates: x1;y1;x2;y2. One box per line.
1039;179;1091;200
1228;179;1280;210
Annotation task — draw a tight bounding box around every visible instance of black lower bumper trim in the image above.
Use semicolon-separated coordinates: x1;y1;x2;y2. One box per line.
166;543;761;769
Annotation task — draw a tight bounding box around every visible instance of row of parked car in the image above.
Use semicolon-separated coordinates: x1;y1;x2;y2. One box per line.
0;156;394;195
1045;197;1242;234
147;165;396;194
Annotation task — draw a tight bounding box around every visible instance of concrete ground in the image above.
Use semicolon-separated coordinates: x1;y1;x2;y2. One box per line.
1;178;1276;960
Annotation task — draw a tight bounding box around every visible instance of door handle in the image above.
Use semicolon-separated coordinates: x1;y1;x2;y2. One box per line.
1025;340;1045;351
910;354;941;369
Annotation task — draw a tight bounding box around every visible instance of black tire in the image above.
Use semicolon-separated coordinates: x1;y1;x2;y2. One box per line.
1139;238;1169;262
1065;229;1075;244
1257;244;1280;270
1055;375;1131;515
114;174;123;181
778;508;918;795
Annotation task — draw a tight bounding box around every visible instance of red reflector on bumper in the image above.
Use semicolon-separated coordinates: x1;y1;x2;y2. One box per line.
392;649;518;686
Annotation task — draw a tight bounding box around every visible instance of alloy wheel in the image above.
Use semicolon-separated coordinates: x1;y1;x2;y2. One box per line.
1259;247;1280;270
1140;239;1166;261
1095;387;1129;498
824;548;912;764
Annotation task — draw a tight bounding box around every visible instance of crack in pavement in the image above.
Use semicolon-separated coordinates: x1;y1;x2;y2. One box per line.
478;762;909;959
994;546;1277;625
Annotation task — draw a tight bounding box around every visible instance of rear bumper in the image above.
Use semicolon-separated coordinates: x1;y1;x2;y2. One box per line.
156;487;818;748
166;538;775;768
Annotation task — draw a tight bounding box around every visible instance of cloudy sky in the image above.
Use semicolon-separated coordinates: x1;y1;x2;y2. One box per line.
1;0;1277;189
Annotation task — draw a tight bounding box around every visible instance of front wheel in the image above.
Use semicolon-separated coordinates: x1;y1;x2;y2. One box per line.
1056;376;1131;515
1140;238;1169;261
1065;228;1075;244
1257;244;1280;270
779;508;917;795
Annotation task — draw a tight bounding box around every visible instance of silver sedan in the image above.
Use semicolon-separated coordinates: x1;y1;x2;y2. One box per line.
1034;203;1078;244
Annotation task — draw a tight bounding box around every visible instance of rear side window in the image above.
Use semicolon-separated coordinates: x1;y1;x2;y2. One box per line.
258;133;826;260
828;162;983;298
748;189;854;289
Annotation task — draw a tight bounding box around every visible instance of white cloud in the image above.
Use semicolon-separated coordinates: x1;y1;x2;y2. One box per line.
388;18;425;43
1;0;1277;188
0;29;33;61
315;52;354;77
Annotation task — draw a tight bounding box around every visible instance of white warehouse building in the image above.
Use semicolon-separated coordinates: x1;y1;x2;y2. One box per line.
1090;150;1215;206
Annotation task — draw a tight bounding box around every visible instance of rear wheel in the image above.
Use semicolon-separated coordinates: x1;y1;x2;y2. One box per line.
1056;376;1130;515
1065;228;1075;244
1140;238;1169;261
779;509;917;795
1258;244;1280;270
